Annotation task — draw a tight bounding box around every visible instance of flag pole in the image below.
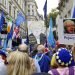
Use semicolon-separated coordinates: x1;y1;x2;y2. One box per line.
25;1;31;53
45;15;48;48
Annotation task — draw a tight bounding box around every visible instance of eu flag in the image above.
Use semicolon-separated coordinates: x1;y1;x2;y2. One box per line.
47;17;56;48
15;12;25;26
71;0;75;18
43;0;47;19
0;12;5;32
72;7;75;18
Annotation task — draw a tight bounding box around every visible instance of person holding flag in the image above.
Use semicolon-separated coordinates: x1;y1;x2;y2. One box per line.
12;12;25;47
12;26;21;47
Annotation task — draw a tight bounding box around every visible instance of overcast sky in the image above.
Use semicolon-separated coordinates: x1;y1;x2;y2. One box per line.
35;0;59;15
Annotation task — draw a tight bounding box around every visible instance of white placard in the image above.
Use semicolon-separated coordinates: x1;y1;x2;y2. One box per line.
58;18;75;45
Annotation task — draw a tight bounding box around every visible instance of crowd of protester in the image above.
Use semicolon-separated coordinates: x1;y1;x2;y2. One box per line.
0;43;75;75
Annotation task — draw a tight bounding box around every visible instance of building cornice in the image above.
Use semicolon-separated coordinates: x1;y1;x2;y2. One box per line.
26;0;38;9
12;0;26;16
0;4;8;15
57;0;69;10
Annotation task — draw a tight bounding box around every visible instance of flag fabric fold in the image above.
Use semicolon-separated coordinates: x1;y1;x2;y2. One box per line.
6;21;13;47
3;38;7;50
0;12;5;32
47;17;56;48
0;40;2;46
7;19;12;33
71;0;75;18
43;0;47;19
15;12;25;26
72;7;75;18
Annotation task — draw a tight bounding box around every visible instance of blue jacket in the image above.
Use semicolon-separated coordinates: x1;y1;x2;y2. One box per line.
35;53;50;72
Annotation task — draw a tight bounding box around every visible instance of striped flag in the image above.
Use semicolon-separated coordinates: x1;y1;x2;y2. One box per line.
6;21;13;48
7;20;12;33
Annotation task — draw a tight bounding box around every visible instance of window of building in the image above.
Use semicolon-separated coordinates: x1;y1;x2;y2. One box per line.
28;5;30;8
0;0;2;3
28;10;30;15
68;10;71;17
65;15;67;18
68;10;71;14
17;0;20;4
32;5;34;8
14;7;15;18
17;11;18;15
32;10;34;15
66;0;69;2
4;0;6;7
22;3;25;11
9;4;11;16
28;10;30;12
1;0;6;7
25;1;26;6
60;16;62;19
28;9;30;12
2;0;4;5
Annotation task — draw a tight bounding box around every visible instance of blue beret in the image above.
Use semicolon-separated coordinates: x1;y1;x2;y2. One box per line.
0;50;7;57
56;48;73;67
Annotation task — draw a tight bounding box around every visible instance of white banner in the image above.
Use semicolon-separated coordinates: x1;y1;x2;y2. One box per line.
28;21;46;43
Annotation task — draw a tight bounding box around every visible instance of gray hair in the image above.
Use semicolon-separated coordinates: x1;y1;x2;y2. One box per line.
18;44;28;53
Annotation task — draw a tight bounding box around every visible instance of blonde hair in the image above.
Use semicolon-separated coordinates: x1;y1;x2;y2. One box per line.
37;44;45;53
64;20;74;26
51;53;58;69
7;51;34;75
